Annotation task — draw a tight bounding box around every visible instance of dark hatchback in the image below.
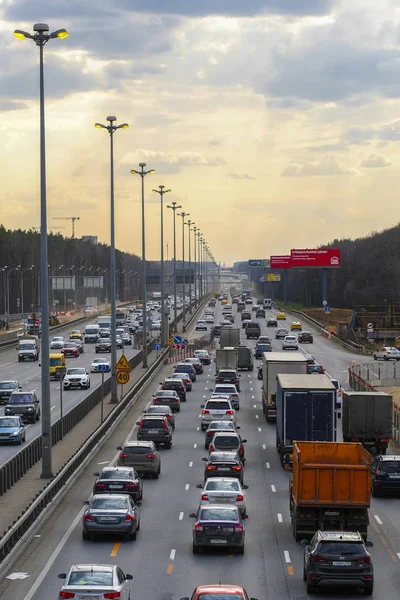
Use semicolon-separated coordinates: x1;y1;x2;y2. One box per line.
202;451;244;484
175;363;196;382
303;531;374;595
160;379;186;402
298;331;314;343
267;319;278;327
136;415;173;449
93;466;143;502
241;311;251;321
215;369;241;391
204;421;239;449
153;389;181;412
190;505;246;554
117;441;161;478
0;380;21;405
371;455;400;496
95;338;112;353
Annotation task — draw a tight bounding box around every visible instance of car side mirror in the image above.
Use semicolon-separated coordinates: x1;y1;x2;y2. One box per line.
93;472;100;476
200;404;205;408
196;484;203;489
235;425;241;429
366;541;374;548
58;573;67;579
125;574;134;580
189;513;196;518
242;439;247;443
201;457;207;461
243;514;249;519
117;446;122;450
243;484;249;490
300;539;310;547
38;363;41;367
83;500;89;505
136;421;141;425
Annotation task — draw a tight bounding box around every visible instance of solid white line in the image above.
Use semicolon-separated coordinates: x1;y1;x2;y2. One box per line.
193;443;197;448
179;512;184;521
23;508;84;600
271;484;276;492
374;514;383;525
170;549;176;560
266;462;270;468
185;484;190;490
277;513;283;523
189;461;193;467
284;550;291;563
262;444;266;450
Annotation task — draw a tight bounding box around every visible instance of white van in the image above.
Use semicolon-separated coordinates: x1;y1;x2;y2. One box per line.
264;298;272;309
84;324;100;343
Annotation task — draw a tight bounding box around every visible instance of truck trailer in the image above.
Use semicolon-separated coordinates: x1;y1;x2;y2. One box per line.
276;374;336;466
220;328;240;349
262;352;307;422
215;348;238;373
290;441;371;541
342;391;392;455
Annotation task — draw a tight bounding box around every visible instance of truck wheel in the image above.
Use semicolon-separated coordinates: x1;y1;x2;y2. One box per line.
371;483;380;497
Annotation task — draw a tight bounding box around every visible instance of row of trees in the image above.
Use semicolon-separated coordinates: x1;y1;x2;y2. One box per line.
0;226;141;315
263;223;400;310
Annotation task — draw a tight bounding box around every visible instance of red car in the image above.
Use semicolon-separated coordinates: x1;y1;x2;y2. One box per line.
181;584;258;600
61;342;80;358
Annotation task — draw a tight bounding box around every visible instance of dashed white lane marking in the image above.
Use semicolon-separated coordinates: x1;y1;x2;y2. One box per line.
185;484;190;490
179;512;184;520
196;426;200;431
51;406;56;411
248;374;251;377
252;395;255;399
170;549;176;560
266;462;270;468
253;404;257;408
193;443;197;448
271;485;276;492
284;550;291;563
189;461;193;467
198;414;201;418
397;552;400;560
374;515;383;525
262;444;266;450
258;427;262;432
277;513;283;523
203;395;206;398
255;415;259;419
250;388;253;391
56;386;60;390
24;381;29;384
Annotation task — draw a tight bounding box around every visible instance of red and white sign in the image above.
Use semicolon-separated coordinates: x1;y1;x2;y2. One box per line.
270;255;292;269
290;248;341;268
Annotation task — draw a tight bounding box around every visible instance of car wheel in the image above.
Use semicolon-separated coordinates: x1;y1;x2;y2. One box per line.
129;528;137;541
192;543;199;554
364;584;374;596
306;583;316;594
303;565;307;582
236;545;245;554
82;531;90;540
154;470;160;480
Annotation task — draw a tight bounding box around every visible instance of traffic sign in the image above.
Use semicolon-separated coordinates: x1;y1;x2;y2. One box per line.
115;354;131;371
167;337;173;345
172;344;177;349
182;338;188;346
154;343;161;351
97;363;110;372
173;335;182;344
325;306;330;313
322;300;328;306
116;370;130;384
367;322;374;329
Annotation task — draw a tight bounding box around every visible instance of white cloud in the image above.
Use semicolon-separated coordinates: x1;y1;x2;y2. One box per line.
228;173;256;180
282;155;358;177
360;153;392;168
120;149;226;170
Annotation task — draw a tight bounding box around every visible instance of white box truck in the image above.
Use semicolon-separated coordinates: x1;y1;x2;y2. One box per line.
220;328;240;349
262;352;307;422
215;347;238;373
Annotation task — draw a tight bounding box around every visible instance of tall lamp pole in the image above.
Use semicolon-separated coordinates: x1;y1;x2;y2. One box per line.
186;220;193;314
21;266;34;315
6;266;21;315
192;227;197;306
131;163;155;368
152;185;171;346
167;201;182;327
178;211;189;326
95;116;129;402
14;22;68;478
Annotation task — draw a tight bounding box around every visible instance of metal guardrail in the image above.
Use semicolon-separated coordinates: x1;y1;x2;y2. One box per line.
0;343;170;563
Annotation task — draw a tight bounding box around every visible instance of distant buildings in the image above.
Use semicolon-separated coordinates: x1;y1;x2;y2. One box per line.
81;235;98;244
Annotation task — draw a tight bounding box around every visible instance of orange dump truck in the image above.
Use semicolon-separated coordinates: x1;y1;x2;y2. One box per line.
290;441;371;541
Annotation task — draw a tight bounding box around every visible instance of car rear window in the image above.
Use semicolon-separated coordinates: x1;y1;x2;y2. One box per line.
206;480;240;491
124;446;153;454
218;371;235;377
91;497;128;509
164;381;182;389
206;401;231;410
248;322;260;328
141;419;165;428
69;571;113;586
215;386;236;393
100;469;133;480
200;507;238;521
318;542;365;555
214;435;240;448
381;461;400;472
8;394;34;404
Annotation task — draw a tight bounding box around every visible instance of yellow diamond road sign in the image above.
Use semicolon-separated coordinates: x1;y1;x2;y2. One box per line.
115;354;131;371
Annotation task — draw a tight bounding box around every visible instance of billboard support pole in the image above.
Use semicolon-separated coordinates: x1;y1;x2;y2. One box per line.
284;271;288;306
322;268;328;306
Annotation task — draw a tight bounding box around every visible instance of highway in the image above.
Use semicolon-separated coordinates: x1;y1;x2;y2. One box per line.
1;296;399;599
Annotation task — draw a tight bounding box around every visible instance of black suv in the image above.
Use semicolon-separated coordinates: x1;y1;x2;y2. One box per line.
0;380;21;405
298;331;314;343
215;369;241;391
303;531;374;595
93;466;143;501
161;379;186;402
202;451;244;484
212;325;222;338
5;391;40;423
256;308;265;318
136;416;173;449
371;454;400;496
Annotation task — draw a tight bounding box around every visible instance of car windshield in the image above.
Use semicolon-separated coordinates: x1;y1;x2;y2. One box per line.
50;358;62;366
8;394;33;404
100;469;133;480
91;497;128;509
0;382;15;389
215;386;235;393
67;369;86;375
381;461;400;472
206;480;240;491
318;542;365;555
206;401;230;410
214;436;239;448
0;418;19;427
68;571;113;586
200;507;238;521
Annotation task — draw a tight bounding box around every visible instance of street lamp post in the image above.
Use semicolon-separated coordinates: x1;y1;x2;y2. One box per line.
14;23;68;478
6;266;21;316
186;220;193;314
152;185;171;346
167;201;182;328
95;116;129;402
199;234;203;299
131;163;155;368
178;211;189;327
21;265;34;315
192;227;197;307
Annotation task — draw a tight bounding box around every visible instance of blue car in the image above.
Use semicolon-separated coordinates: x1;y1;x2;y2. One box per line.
254;344;272;359
0;416;26;445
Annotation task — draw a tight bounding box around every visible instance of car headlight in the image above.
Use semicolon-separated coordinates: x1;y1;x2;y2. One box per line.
11;430;19;436
64;378;69;384
27;407;34;411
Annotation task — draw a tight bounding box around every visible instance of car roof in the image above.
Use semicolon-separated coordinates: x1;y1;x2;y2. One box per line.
0;380;18;384
317;531;363;541
204;477;240;484
70;564;114;572
100;466;132;472
147;405;172;411
212;431;240;437
379;455;400;460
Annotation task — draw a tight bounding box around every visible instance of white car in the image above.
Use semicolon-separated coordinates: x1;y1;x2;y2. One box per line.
196;320;208;331
200;397;236;430
50;336;64;350
205;315;215;324
63;367;90;390
90;358;111;373
194;349;211;365
282;335;299;350
212;384;240;410
373;347;400;361
199;477;248;516
150;320;161;330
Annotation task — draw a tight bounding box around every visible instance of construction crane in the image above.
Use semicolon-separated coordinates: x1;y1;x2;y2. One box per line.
53;216;80;238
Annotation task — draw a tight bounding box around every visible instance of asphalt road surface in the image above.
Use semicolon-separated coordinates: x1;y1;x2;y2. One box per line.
1;297;399;600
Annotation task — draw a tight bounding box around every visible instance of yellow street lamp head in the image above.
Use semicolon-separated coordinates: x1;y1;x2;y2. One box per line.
14;29;32;40
51;28;68;39
130;169;138;175
148;169;155;174
120;123;129;129
95;122;106;129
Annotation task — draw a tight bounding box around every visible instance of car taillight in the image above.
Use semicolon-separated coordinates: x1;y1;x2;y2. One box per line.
124;514;134;521
312;555;329;566
119;452;128;459
84;513;93;521
179;386;184;390
216;378;221;383
226;410;234;415
209;444;215;452
201;493;209;500
95;483;106;489
59;593;76;599
356;556;371;567
206;465;217;470
234;525;243;532
126;483;137;489
195;523;203;531
352;437;360;441
202;410;210;414
153;398;160;403
232;394;238;398
236;494;244;501
162;385;167;389
381;438;389;443
166;414;172;419
231;465;242;471
104;593;121;600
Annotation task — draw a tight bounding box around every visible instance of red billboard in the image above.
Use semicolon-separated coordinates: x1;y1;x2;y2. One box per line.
270;255;292;269
290;248;341;268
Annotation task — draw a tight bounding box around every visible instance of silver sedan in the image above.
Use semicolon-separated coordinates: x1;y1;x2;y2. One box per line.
82;493;140;540
198;477;248;515
58;563;133;598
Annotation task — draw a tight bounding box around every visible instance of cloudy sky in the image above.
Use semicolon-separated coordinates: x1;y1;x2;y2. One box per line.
2;0;400;264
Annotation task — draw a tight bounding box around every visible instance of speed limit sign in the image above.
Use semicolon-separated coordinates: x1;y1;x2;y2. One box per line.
116;370;130;384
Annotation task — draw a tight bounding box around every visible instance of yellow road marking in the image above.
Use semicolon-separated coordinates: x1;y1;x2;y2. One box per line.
387;549;398;562
110;542;120;557
379;535;389;548
167;563;173;574
287;565;294;576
